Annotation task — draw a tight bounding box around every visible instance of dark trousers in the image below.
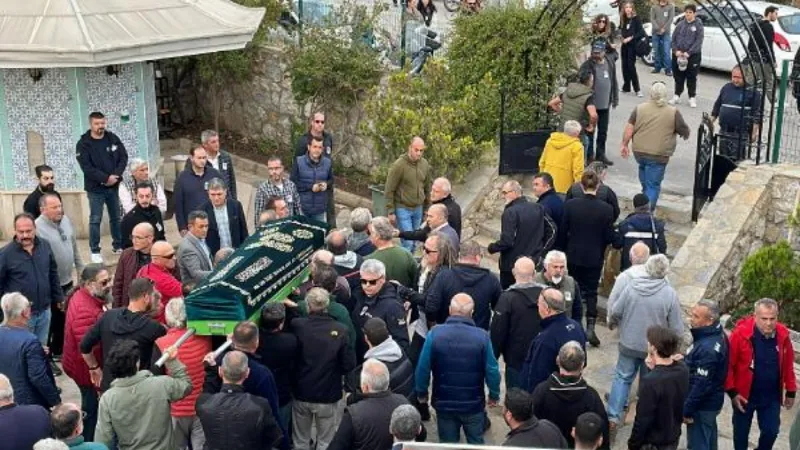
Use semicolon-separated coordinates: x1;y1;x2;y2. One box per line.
621;44;640;93
587;109;611;161
500;270;515;290
48;282;72;356
568;264;602;320
326;185;336;228
80;386;99;441
687;409;720;450
408;333;426;368
88;188;122;252
673;52;701;98
732;399;780;450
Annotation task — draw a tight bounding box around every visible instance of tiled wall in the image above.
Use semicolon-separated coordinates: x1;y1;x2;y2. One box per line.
85;65;141;162
143;63;161;172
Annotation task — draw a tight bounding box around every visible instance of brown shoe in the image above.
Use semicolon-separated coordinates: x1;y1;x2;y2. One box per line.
608;421;618;446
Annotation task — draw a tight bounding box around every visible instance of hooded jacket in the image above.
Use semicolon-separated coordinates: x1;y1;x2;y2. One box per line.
79;307;166;391
345;337;414;400
348;232;375;257
610;275;684;359
491;282;544;371
531;373;610;449
76;130;128;193
629;362;690;450
351;282;409;360
120;204;166;249
502;417;568;448
452;263;502;330
539;132;585;194
334;250;363;279
62;288;107;388
606;263;648;323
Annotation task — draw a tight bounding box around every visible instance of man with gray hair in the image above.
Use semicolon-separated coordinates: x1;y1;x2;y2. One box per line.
366;217;417;288
390;404;423;446
453;240;501;330
351;259;409;360
531;341;610;449
0;373;52;450
197;351;282;449
348;207;375;256
606;241;650;323
606;254;684;436
200;177;248;256
213;247;234;267
33;438;70;450
119;157;167;215
416;293;501;444
192;129;237;200
535;250;583;320
521;289;587;392
539;120;585;194
430;177;462;237
397;203;459;254
329;359;410;450
683;299;728;450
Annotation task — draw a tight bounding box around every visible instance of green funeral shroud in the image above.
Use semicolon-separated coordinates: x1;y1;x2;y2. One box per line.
186;216;328;335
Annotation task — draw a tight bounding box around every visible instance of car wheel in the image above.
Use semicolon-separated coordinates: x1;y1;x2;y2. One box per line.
640;42;655;67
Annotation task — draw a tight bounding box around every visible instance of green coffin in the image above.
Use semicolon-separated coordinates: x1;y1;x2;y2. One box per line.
185;216;328;335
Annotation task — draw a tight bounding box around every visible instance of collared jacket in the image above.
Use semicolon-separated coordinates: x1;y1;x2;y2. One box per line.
384;154;432;213
351;282;410;360
183;150;238;200
112;248;150;308
76;130;128;193
487;196;556;271
725;315;797;401
0;325;60;408
201;199;248;255
23;187;61;219
0;237;63;313
177;233;213;285
291;154;333;217
197;384;282;450
684;322;729;417
295;131;334;158
120;204;166;249
62;287;107;388
537;189;564;232
328;390;410;450
616;211;667;270
539;132;585;193
0;403;51;450
521;313;587;392
434;194;462;237
173;166;222;230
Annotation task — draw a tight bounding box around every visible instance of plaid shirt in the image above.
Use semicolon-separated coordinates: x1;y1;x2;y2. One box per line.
253;177;302;227
213;204;232;249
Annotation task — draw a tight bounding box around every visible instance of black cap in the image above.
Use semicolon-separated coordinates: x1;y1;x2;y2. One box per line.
633;193;650;209
574;412;604;444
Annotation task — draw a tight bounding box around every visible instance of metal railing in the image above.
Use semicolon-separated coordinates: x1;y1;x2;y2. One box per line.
771;59;800;164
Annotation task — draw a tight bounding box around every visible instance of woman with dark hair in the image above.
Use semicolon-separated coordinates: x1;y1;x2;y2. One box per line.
620;2;645;97
410;0;437;27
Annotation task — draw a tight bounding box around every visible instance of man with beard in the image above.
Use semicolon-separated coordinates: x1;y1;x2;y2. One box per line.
120;183;166;249
23;165;61;219
113;223;154;308
80;278;165;391
62;264;113;441
254;157;302;227
534;250;583;320
35;193;84;376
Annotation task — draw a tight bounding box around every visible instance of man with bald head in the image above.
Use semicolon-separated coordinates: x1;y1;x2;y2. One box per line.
384;136;431;252
606;241;651;324
416;294;501;444
113;222;155;308
430;177;462;237
491;256;545;390
326;229;363;280
488;180;557;289
136;241;182;323
397;203;459;254
51;402;107;448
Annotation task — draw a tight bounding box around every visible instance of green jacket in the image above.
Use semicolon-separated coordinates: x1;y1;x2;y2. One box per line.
384;154;431;213
64;436;108;450
560;82;593;129
95;359;192;450
298;299;357;350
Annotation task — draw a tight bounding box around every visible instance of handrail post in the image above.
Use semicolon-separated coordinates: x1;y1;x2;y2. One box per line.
772;59;790;164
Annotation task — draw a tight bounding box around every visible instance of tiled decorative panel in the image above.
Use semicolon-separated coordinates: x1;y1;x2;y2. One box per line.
85;64;140;164
143;63;161;171
3;69;75;190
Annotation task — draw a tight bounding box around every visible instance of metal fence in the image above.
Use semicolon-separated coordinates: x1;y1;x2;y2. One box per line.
772;59;800;164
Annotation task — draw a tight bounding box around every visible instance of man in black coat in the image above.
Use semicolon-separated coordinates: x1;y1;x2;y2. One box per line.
531;341;610;449
120;183;166;248
565;161;620;222
345;318;414;400
491;257;544;392
488;180;556;289
502;388;568;448
452;241;502;331
561;171;616;347
256;303;298;433
430;177;462;237
201;178;248;256
197;351;282;450
23;164;61;220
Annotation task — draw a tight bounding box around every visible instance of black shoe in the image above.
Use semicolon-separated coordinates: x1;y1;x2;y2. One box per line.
50;360;63;377
665;71;673;77
651;69;660;74
484;414;491;433
597;156;614;166
586;318;601;347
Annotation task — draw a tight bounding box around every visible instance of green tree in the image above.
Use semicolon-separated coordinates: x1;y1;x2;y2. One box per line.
739;241;800;328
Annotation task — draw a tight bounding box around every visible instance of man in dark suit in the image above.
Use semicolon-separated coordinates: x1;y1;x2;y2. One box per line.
561;171;616;347
487;180;556;290
201;178;248;256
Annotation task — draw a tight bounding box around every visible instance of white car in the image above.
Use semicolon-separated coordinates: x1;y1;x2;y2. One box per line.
642;1;800;73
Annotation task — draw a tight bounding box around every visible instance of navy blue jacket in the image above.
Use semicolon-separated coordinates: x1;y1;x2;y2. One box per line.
0;237;63;313
201;199;249;256
76;130;128;193
0;325;60;408
521;313;587;392
616;212;667;270
684;322;729;417
423;267;463;325
0;403;51;450
537;189;564;229
712;82;762;133
452;264;502;330
173;166;223;231
291;154;333;217
415;316;501;414
350;282;410;361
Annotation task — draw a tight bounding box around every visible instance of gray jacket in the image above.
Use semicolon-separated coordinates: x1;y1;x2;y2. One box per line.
177;233;213;285
35;215;84;287
606;264;648;323
650;3;675;35
610;275;684;358
672;18;704;55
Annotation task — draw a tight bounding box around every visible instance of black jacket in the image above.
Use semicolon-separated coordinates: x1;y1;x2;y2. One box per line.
490;283;544;371
256;330;299;407
173;166;222;231
616;211;667;270
120;204;166;249
0;237;63;313
531;373;610;449
76;130;128;193
435;194;462;237
503;417;568;448
345;339;415;401
452;263;502;330
292;314;356;403
23;188;61;220
351;283;410;361
79;307;166;391
329;390;409;450
561;194;616;268
295;131;334;158
202;199;249;256
629;362;690;450
487;196;556;271
183;151;238;200
196;384;282;450
748;19;775;63
565;182;620;221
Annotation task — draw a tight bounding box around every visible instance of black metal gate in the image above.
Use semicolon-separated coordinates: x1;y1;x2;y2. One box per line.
692;114;715;222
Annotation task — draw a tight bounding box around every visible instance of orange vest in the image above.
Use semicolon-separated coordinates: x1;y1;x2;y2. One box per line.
156;328;212;417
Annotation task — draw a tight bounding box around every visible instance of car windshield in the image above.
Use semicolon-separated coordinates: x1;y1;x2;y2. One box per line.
779;14;800;34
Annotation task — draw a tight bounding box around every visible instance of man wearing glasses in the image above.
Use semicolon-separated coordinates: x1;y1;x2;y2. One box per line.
113;223;155;308
137;241;182;324
295;112;335;227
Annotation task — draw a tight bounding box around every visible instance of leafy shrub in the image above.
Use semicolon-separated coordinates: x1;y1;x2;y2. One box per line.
739;241;800;328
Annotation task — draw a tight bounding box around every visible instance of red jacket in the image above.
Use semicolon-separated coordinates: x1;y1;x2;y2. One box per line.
62;288;106;387
156;328;211;417
137;263;182;324
725;315;797;400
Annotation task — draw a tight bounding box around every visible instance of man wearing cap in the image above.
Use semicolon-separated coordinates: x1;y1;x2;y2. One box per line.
547;67;598;161
615;193;667;271
580;39;619;166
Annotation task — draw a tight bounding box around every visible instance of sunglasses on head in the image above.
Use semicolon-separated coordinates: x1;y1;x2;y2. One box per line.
360;278;382;286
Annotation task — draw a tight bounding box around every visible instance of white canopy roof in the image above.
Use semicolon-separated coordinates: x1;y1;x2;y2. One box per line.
0;0;266;68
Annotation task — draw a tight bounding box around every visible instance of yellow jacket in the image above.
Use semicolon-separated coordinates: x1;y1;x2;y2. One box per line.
538;132;584;193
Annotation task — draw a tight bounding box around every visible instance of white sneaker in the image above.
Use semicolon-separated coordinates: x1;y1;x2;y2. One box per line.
669;95;680;105
689;97;697;108
90;253;103;264
636;91;644;98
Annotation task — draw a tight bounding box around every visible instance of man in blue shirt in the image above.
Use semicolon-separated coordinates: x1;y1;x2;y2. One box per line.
711;66;762;161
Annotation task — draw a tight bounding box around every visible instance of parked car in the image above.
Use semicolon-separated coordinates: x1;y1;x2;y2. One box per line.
641;1;800;73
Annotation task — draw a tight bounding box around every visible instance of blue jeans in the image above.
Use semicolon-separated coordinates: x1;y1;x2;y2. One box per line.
652;33;672;73
636;156;667;210
437;411;485;444
28;308;52;346
395;205;423;252
505;366;521;392
607;353;649;423
88;188;122;253
687;409;720;450
732;399;780;450
80;386;99;441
